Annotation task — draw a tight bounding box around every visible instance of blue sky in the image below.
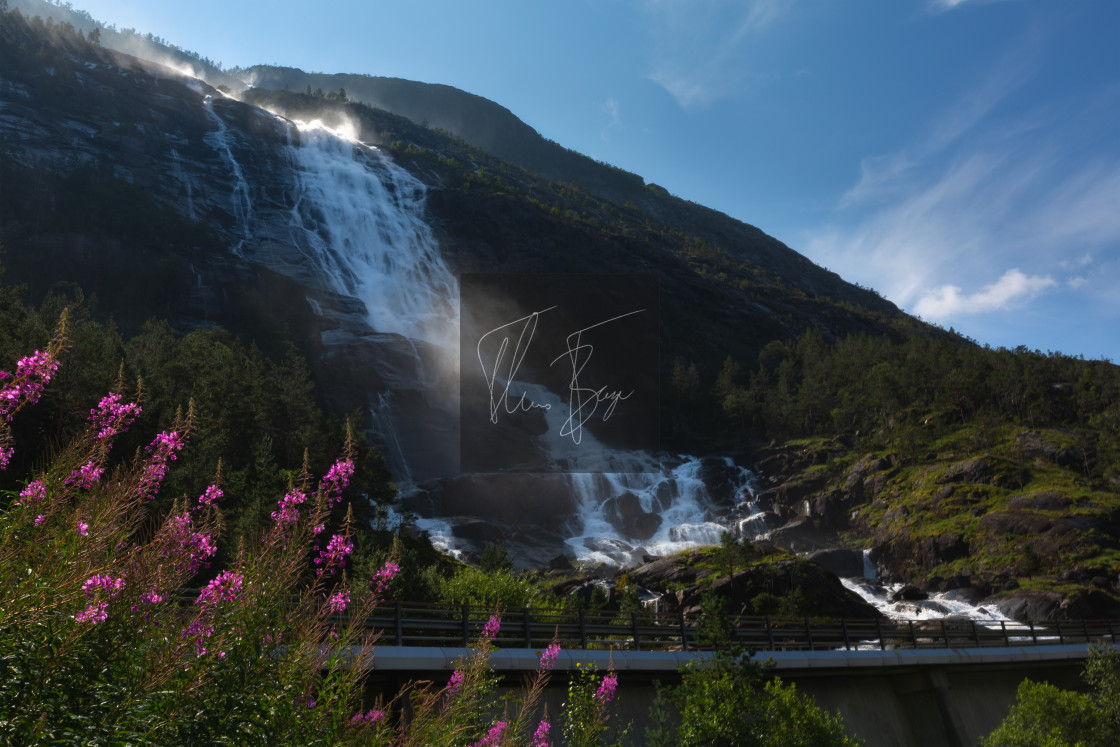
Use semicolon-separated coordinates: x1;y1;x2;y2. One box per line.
69;0;1120;361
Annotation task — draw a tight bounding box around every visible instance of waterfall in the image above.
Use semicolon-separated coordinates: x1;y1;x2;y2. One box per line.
287;120;457;347
264;116;765;565
862;548;878;581
202;97;254;254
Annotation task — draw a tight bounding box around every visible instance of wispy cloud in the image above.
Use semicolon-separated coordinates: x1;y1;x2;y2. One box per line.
801;16;1120;331
928;0;1024;13
841;30;1041;207
641;0;789;109
601;98;622;129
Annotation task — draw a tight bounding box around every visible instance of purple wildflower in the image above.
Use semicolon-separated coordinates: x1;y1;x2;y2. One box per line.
75;602;108;625
162;513;216;575
348;708;386;728
446;668;464;695
319;458;354;506
136;430;185;500
196;570;243;611
539;641;561;671
0;445;12;470
594;672;618;706
270;488;306;528
18;479;46;506
83;574;125;598
66;460;103;489
89;393;141;442
369;560;400;599
197;484;222;508
34;515;45;527
0;349;60;422
530;720;551;747
327;589;350;614
315;533;354;576
131;590;164;611
472;721;507;747
481;614;501;644
77;521;89;536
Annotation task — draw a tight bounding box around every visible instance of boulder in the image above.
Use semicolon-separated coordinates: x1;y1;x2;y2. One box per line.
890;584;928;602
602;492;663;541
940;457;994;485
806;548;865;579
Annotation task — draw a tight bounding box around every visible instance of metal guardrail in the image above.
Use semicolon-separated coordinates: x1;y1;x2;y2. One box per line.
350;602;1120;653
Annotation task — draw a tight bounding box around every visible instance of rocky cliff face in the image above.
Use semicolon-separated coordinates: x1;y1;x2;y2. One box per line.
0;12;920;569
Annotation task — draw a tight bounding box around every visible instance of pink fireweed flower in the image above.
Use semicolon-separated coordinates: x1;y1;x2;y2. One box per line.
66;460;103;489
312;523;325;535
83;574;125;599
594;672;618;705
89;393;141;442
530;720;551;747
0;445;12;470
197;484;222;509
196;570;243;611
34;515;45;527
539;641;561;671
481;614;501;644
319;458;354;506
473;721;507;747
369;560;400;599
131;590;164;611
77;521;89;536
18;479;46;506
162;513;216;575
136;430;185;500
270;488;307;528
75;602;108;625
327;588;350;615
446;668;464;695
0;349;60;422
348;708;386;728
315;533;354;576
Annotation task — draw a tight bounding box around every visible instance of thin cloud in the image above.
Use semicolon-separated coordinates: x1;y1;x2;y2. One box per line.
641;0;789;109
601;98;622;129
914;269;1056;318
841;29;1041;207
928;0;1024;13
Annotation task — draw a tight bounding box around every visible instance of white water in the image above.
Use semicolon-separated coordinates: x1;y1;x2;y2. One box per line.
202;97;253;254
841;555;1011;624
287;121;457;347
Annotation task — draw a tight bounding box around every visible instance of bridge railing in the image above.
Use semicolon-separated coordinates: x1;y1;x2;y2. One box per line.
348;602;1120;653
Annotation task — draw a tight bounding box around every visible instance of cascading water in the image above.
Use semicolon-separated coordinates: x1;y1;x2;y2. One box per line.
202;97;254;254
246;114;767;565
287;121;457;347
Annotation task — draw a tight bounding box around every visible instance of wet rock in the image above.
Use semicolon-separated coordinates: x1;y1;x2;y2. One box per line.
807;548;865;579
890;584;929;602
697;457;744;505
603;492;663;541
988;590;1067;621
549;554;574;571
674;560;882;620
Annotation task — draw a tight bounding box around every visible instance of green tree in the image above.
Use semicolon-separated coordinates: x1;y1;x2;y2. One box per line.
983;645;1120;746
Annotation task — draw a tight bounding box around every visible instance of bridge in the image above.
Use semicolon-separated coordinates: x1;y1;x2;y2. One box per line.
353;602;1116;746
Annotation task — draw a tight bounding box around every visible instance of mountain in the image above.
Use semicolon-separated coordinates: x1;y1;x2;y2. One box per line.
4;4;1120;618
